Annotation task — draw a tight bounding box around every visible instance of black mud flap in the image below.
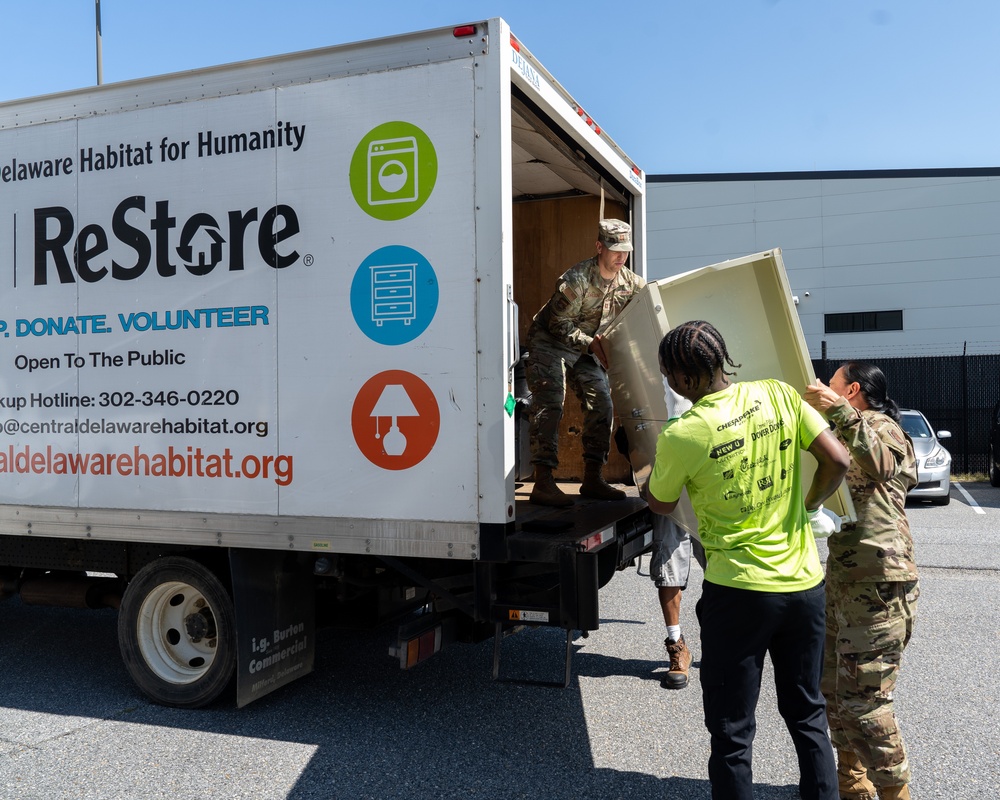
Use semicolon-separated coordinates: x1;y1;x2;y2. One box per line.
230;549;316;708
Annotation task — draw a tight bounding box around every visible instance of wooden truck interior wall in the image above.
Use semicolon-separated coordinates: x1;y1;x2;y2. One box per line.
513;196;633;484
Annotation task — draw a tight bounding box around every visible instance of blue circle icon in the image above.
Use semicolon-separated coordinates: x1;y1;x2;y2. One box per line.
350;245;439;345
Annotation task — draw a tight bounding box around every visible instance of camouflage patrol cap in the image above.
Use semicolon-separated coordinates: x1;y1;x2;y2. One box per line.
598;219;633;251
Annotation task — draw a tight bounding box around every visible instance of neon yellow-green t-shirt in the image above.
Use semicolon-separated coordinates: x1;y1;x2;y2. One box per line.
649;380;829;592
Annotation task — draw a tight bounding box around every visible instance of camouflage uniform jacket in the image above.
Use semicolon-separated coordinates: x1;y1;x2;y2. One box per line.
826;397;919;584
528;256;645;354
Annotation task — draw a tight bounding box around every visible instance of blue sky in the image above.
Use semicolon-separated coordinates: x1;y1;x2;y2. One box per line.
1;1;996;175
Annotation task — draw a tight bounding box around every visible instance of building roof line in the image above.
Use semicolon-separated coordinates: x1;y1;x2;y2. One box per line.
649;167;1000;183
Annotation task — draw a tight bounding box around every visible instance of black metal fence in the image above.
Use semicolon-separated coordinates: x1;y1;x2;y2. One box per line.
811;353;1000;475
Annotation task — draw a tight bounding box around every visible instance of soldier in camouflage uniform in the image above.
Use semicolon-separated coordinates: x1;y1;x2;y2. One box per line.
804;362;919;800
525;219;645;506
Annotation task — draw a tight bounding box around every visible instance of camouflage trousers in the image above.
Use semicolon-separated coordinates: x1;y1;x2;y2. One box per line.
822;578;919;788
525;333;613;468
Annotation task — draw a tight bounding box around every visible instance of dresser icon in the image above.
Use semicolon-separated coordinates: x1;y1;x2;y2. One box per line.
370;263;417;326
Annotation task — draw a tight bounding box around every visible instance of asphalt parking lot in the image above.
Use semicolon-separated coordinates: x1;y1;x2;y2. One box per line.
0;483;998;799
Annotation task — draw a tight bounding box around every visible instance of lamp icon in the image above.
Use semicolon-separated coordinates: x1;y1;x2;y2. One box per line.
352;370;440;470
371;383;418;457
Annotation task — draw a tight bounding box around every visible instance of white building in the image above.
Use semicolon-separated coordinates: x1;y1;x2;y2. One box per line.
647;169;1000;360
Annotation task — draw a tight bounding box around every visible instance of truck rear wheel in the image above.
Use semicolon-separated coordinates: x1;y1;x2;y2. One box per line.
118;557;236;708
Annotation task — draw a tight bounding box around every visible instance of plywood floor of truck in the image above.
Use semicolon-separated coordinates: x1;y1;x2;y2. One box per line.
513;480;645;538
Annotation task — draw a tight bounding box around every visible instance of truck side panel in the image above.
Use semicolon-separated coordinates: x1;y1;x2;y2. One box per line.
1;58;482;537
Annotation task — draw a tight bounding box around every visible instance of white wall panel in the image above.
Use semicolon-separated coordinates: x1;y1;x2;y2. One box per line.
820;175;1000;199
824;236;1000;268
651;180;757;210
752;179;823;202
821;203;1000;245
650;201;757;229
779;249;825;270
755;218;824;251
648;221;758;260
752;196;823;223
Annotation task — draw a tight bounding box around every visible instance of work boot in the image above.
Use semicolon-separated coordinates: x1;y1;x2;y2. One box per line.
663;635;691;689
579;461;626;501
529;466;574;507
837;749;876;800
877;786;911;800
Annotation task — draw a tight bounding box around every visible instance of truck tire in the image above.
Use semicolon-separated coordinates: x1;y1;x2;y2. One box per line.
118;557;236;708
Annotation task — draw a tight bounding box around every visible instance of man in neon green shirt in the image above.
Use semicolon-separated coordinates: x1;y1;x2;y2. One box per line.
645;320;850;800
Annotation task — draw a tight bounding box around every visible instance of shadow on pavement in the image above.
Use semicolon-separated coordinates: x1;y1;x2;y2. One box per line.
0;599;807;800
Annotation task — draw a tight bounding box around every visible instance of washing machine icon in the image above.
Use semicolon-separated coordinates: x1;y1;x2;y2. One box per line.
367;136;419;206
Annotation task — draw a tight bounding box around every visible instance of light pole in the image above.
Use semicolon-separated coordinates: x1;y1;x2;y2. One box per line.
95;0;103;85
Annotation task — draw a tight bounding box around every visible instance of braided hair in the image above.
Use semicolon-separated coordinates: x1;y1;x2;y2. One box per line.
658;320;740;392
838;361;901;422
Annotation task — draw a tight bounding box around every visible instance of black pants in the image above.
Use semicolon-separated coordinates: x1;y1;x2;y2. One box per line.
698;580;837;800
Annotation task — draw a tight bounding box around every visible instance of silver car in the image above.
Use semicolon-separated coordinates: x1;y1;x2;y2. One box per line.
899;409;952;505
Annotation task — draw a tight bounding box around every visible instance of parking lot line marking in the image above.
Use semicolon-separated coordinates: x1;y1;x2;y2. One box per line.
954;482;985;514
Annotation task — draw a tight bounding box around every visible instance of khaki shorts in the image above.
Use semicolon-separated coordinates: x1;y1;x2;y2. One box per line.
649;515;705;589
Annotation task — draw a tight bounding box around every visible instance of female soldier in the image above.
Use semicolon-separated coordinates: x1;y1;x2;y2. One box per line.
804;362;919;800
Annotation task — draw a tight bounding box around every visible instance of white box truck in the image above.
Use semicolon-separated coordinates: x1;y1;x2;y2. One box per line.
0;19;654;707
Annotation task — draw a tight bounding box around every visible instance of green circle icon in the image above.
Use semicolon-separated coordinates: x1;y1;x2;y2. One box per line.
350;122;438;220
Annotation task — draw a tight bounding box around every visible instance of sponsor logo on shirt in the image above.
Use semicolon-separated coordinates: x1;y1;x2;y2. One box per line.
710;438;744;459
716;400;763;432
740;454;770;473
751;418;784;441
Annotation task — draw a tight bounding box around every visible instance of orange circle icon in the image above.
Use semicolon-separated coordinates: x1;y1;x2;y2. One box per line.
351;370;440;470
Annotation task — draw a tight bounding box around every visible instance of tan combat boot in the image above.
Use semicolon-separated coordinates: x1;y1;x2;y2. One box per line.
579;461;626;501
878;786;911;800
529;465;574;507
663;635;691;689
837;749;877;800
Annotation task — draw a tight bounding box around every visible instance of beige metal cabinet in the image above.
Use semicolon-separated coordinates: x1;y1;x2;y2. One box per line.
604;249;856;535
